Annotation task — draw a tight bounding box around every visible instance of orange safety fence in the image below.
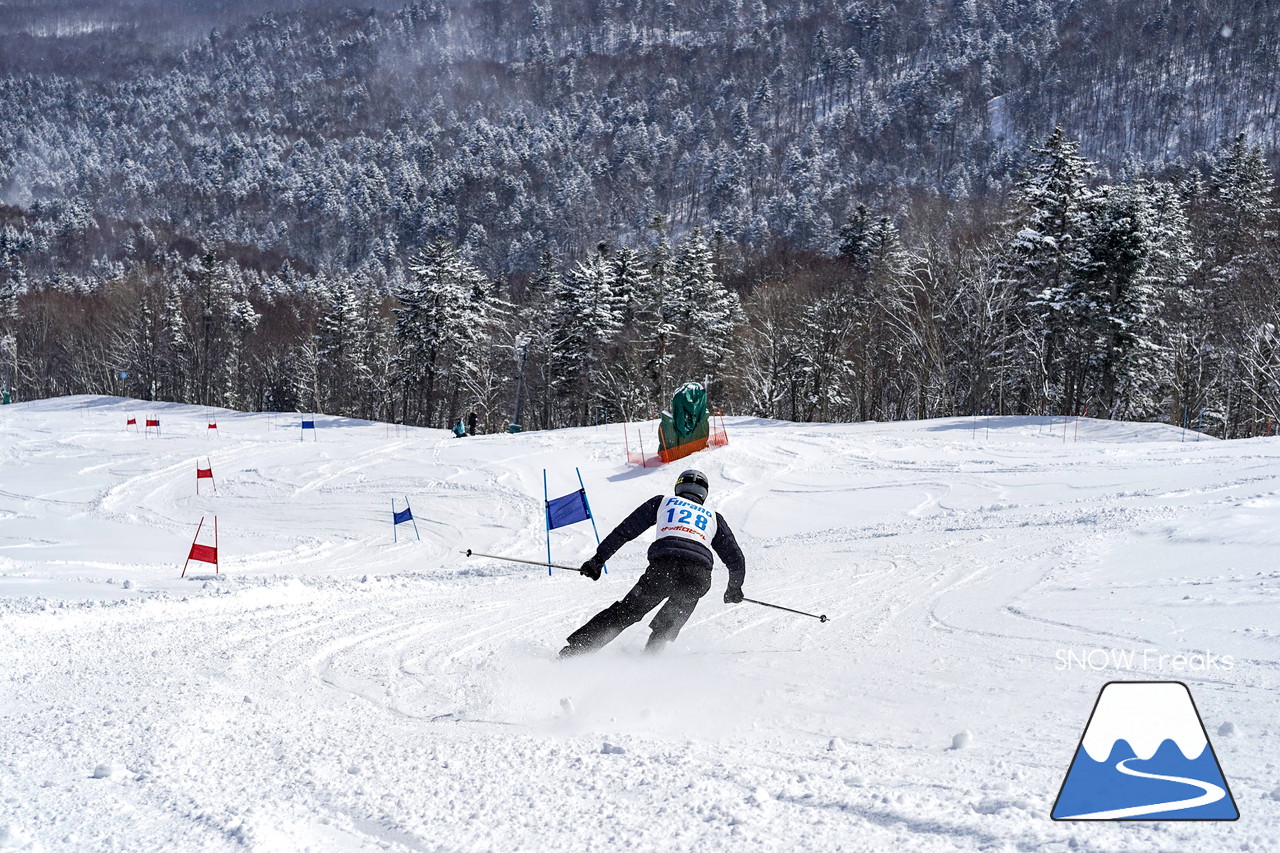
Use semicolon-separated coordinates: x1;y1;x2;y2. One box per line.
657;409;729;464
625;410;729;466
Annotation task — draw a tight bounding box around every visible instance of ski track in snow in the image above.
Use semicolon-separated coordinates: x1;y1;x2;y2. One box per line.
0;399;1276;851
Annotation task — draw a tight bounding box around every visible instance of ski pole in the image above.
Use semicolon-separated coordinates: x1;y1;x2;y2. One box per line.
462;548;583;573
741;597;829;623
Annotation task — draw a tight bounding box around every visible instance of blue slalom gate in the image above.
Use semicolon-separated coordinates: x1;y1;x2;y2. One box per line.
543;468;603;576
392;496;420;542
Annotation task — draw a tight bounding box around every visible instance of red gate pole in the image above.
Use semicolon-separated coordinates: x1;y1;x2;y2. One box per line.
196;458;217;494
214;515;219;574
181;517;205;578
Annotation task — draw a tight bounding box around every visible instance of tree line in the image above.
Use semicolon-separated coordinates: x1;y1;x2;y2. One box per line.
2;130;1276;438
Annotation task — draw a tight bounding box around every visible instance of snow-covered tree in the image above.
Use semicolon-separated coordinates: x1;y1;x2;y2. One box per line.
607;246;649;329
1069;183;1177;418
670;229;743;385
1240;318;1280;434
546;243;620;422
315;277;369;416
152;274;190;403
0;228;34;395
641;218;680;408
1001;127;1097;411
1208;134;1276;250
0;227;33;328
838;205;908;280
395;238;498;427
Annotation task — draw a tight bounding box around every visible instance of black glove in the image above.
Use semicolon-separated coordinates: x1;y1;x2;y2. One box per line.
579;557;603;581
723;586;744;604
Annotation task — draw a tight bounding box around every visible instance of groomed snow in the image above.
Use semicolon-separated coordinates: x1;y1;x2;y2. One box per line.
2;397;1278;851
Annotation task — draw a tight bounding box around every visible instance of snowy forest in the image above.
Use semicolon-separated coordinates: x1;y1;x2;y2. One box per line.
0;0;1277;436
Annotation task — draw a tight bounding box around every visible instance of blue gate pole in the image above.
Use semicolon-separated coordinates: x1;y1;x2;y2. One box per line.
407;496;420;541
577;467;605;574
544;469;552;576
392;497;397;543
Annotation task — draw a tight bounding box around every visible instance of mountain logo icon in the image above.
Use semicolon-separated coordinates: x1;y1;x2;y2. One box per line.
1052;681;1239;820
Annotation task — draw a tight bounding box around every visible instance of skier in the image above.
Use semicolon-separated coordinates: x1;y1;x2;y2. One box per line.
559;469;745;657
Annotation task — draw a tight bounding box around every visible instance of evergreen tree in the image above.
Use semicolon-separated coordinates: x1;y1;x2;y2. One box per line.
1002;127;1096;412
607;246;649;328
670;229;743;385
1208;134;1276;253
595;245;654;421
116;277;160;401
0;227;32;330
157;274;190;403
1240;319;1280;434
838;204;909;280
547;242;620;423
0;227;32;397
315;277;368;416
642;216;680;408
1163;135;1280;436
519;250;564;430
395;238;496;426
1070;183;1171;418
0;332;14;400
189;251;259;407
354;285;394;422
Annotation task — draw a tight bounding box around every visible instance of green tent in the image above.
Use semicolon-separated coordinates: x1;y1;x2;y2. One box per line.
658;382;709;458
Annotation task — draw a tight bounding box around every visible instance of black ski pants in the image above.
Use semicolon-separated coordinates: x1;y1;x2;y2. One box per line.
564;557;713;654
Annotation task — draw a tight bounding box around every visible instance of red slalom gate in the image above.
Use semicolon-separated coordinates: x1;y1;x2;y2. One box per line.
181;516;219;577
145;418;161;437
622;422;650;467
126;417;138;431
196;458;216;494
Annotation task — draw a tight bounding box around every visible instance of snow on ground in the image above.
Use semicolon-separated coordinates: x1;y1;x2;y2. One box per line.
1;396;1278;852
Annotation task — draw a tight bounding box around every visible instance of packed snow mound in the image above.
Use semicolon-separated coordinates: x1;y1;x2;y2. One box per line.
0;396;1274;852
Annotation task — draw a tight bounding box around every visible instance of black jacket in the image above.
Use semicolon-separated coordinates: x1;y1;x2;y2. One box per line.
592;494;746;590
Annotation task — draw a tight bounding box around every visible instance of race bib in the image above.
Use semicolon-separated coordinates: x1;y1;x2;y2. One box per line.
655;495;717;546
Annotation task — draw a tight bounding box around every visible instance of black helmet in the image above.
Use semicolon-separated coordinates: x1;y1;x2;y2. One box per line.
674;469;709;504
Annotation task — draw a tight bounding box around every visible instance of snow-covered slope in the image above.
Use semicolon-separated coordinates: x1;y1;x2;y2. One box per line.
1;397;1277;851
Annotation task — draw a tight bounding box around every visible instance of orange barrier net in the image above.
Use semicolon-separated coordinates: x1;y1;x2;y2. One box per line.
655;409;728;464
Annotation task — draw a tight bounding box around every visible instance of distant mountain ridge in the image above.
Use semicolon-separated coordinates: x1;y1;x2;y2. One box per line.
1;0;1276;276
